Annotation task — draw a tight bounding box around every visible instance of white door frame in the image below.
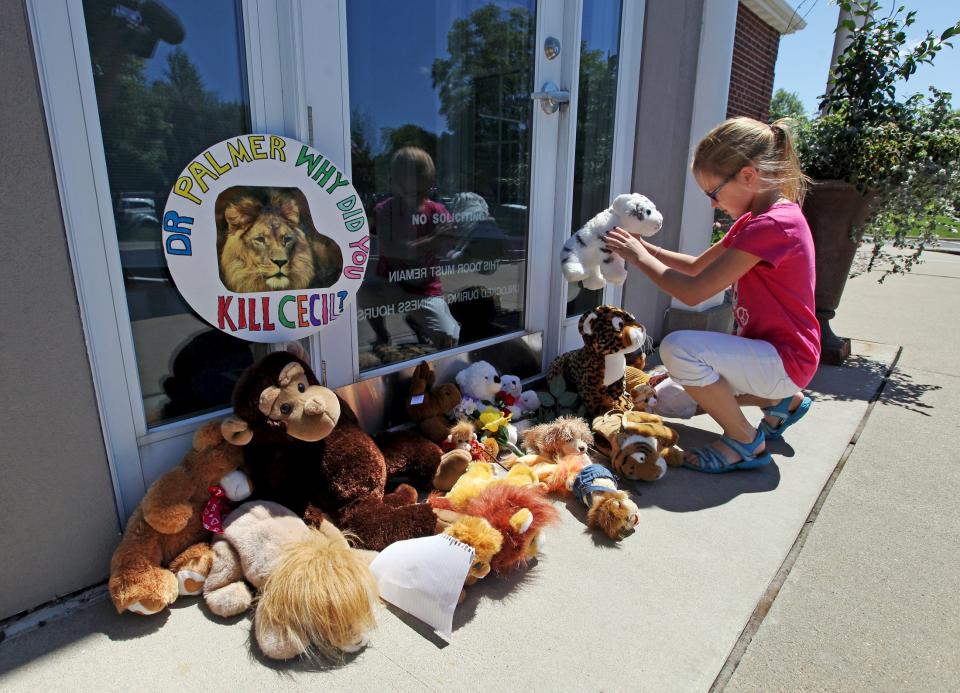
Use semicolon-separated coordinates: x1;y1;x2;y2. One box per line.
26;0;288;520
557;0;646;355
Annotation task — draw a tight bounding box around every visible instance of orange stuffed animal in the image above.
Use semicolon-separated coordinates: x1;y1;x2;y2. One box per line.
108;422;251;615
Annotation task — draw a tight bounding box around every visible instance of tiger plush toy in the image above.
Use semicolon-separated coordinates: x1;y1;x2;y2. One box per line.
547;305;650;417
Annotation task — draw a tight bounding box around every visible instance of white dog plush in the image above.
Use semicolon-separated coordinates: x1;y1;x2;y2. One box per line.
561;193;663;290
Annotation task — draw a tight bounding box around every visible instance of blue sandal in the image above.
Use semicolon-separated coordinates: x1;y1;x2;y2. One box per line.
759;395;811;441
683;429;773;473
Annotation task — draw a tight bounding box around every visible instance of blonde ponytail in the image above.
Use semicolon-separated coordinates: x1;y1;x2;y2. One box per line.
693;116;810;205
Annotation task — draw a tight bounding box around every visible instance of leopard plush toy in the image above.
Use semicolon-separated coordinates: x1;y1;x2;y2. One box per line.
547;305;650;418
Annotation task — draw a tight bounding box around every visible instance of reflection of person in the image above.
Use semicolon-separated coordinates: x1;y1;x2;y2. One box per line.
362;146;460;348
439;192;509;272
606;117;819;473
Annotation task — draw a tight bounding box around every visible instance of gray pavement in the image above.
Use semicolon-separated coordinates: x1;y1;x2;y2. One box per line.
1;253;957;692
726;250;960;693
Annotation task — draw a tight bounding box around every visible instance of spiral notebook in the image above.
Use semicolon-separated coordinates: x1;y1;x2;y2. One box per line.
369;533;475;641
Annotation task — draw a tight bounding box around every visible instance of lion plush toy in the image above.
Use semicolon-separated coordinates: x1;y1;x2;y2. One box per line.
443;514;504;602
570;463;639;540
458;484;560;575
222;352;456;551
431;461;540;512
591;410;683;482
433;421;485;491
511;416;594;494
204;501;379;660
548;305;650;417
109;421;251;615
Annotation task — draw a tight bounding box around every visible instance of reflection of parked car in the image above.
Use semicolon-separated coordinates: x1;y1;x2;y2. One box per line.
116;196;159;237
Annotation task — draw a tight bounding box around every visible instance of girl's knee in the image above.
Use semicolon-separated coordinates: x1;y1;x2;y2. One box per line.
658;330;695;370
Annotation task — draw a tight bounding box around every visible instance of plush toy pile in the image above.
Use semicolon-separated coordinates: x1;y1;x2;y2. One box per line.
109;328;680;662
105;185;697;660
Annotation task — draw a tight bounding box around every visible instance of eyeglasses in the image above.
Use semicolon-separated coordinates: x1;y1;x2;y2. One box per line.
705;173;736;202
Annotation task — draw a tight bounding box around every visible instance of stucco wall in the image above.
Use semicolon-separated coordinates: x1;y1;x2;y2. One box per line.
623;0;705;339
0;0;121;621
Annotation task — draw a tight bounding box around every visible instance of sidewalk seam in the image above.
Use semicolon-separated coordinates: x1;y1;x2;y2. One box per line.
709;347;903;693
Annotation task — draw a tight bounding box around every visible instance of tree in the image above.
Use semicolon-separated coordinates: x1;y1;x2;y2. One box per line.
769;89;806;122
431;4;535;204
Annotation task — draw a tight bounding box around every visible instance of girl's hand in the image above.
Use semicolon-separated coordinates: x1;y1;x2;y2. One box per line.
604;226;649;266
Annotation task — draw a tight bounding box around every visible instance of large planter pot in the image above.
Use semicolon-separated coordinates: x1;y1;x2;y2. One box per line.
802;180;874;366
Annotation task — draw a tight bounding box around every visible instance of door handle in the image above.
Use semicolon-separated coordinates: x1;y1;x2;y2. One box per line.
530;81;570;114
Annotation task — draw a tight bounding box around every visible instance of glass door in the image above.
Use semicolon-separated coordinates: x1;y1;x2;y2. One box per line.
558;0;645;353
302;0;578;385
79;0;257;428
29;0;292;519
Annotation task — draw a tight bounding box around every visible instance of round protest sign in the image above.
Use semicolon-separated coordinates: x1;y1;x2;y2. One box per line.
162;134;369;342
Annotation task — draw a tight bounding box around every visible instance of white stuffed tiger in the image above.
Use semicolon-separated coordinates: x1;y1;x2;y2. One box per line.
560;193;663;290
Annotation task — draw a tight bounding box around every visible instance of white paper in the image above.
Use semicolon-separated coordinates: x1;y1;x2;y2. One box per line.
369;534;474;641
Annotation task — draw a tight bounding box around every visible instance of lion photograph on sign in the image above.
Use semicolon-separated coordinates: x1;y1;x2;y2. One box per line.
215;186;343;293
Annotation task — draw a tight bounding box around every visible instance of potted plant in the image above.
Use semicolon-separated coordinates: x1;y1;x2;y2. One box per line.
793;1;960;364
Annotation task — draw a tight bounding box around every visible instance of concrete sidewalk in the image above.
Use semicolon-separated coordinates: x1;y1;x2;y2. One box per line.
1;254;956;692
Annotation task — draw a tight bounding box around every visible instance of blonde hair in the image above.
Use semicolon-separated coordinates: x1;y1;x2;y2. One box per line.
693;117;809;205
390;146;435;200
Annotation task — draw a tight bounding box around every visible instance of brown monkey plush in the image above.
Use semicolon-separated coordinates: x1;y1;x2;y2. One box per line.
221;352;459;551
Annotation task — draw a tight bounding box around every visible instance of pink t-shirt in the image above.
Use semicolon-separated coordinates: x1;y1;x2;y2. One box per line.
372;197;447;296
721;201;820;388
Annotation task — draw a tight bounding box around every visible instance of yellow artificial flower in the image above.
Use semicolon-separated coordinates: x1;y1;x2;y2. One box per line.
478;407;512;433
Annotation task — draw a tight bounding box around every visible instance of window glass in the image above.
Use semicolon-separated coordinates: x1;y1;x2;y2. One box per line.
82;0;254;425
346;1;536;371
566;0;623;317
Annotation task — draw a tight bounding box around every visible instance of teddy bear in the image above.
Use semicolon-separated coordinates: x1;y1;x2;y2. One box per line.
591;410;683;482
108;421;252;615
624;352;696;419
405;360;462;444
570;463;640;540
496;374;541;421
221;351;454;551
203;501;379;660
560;193;663;290
454;360;503;416
510;416;594;495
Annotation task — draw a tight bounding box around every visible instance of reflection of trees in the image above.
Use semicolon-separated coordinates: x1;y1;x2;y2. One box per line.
351;3;536;229
431;4;534;210
566;36;621;317
571;44;618;229
93;47;247;207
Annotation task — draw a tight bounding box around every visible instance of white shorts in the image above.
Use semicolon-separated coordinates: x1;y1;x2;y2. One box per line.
656;330;800;417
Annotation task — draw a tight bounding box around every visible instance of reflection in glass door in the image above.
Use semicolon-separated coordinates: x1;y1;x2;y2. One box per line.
566;0;623;318
345;1;536;371
81;0;255;427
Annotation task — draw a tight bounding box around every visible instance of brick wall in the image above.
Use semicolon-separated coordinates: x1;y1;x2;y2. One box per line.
726;3;781;122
